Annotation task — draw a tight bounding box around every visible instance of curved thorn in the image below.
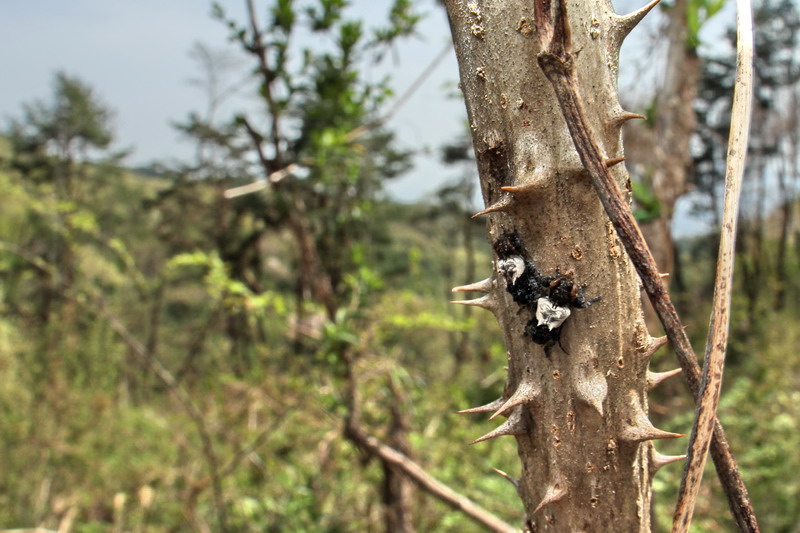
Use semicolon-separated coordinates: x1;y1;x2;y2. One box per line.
489;379;539;420
452;277;493;293
575;382;607;417
648;368;683;390
533;481;568;514
610;0;662;43
472;197;511;218
492;467;519;489
605;157;626;168
609;112;647;129
457;397;504;415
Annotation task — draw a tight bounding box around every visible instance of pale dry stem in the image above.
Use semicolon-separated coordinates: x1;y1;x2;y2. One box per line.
672;0;754;531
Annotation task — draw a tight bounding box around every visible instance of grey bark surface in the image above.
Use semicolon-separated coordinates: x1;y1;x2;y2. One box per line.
445;1;673;531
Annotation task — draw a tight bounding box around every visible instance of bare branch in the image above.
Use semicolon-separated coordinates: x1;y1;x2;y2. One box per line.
672;1;754;531
344;422;517;533
224;40;451;198
533;1;759;531
245;0;284;166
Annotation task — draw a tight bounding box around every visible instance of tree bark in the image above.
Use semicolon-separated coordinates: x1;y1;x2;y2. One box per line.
445;1;676;530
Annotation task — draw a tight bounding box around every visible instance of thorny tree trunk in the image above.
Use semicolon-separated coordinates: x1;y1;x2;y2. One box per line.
445;1;680;531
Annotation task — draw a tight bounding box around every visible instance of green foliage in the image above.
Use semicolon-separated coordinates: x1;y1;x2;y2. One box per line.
660;0;727;48
631;177;662;223
9;72;113;166
372;0;422;45
686;0;727;47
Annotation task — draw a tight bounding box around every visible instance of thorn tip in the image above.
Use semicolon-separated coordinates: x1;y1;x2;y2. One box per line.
470;409;526;444
452;277;493;293
611;0;662;43
609;112;647;128
492;467;519;489
648;368;682;390
472;197;511;218
489;380;539;420
642;335;669;359
650;449;687;474
450;294;497;311
457;397;504;415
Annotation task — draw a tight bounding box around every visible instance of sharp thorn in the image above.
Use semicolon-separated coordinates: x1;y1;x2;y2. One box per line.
492;467;519;489
611;0;662;43
457;397;504;415
605;157;626;168
648;368;683;390
472;198;511;218
650;450;687;474
489;380;539;420
470;409;526;444
620;419;683;443
450;294;497;311
660;272;670;279
620;392;683;443
452;277;493;293
499;183;539;194
642;335;669;359
533;480;568;514
609;112;647;128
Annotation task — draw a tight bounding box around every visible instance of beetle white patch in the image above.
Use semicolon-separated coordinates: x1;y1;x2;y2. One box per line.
497;255;526;285
536;297;571;330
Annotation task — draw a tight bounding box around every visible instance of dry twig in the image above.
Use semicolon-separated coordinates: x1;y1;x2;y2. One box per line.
342;353;516;533
343;423;517;533
672;0;754;531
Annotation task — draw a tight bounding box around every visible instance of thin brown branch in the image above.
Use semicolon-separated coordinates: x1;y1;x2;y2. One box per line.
344;422;517;533
533;1;759;531
342;350;515;533
245;0;284;166
240;116;274;175
672;1;754;531
226;39;451;199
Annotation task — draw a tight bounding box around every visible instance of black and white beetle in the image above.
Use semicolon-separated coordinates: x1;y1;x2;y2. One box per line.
494;231;599;355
